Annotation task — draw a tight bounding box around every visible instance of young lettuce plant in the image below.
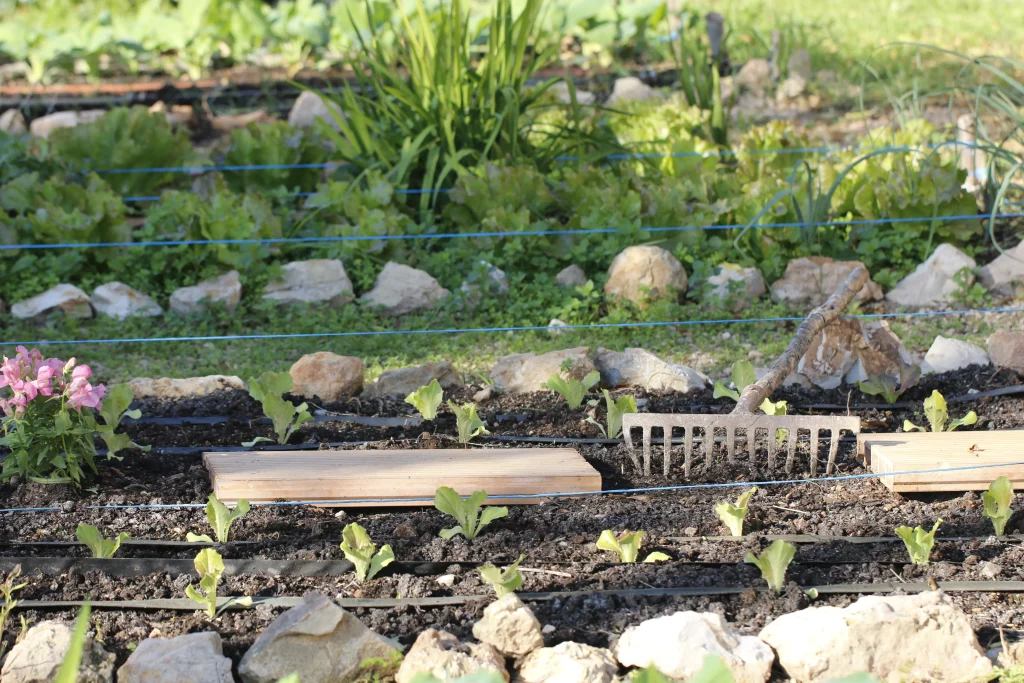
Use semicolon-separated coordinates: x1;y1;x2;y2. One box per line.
759;398;788;443
983;477;1015;536
243;371;312;446
713;360;756;402
478;554;525;598
435;487;508;540
448;401;490;444
405;379;443;420
76;523;129;559
339;522;395;582
715;487;757;536
596;530;670;563
857;366;921;404
903;390;977;432
895;519;942;565
744;540;797;593
187;494;250;543
0;565;26;660
185;548;252;618
96;383;148;456
543;370;600;410
586;390;637;439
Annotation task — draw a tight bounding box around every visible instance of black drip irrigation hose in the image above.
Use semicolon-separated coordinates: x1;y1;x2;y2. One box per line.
125;414;422;428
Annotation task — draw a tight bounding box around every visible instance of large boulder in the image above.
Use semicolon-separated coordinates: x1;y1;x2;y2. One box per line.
289;352;364;401
0;108;27;134
288;91;343;129
844;321;914;384
595;347;706;393
922;335;990;374
11;284;92;319
118;632;231;683
2;620;115;683
91;282;163;319
29;109;104;138
771;257;882;308
606;76;663;105
517;642;617;683
472;594;545;658
978;240;1024;296
555;264;588;288
549;82;596;106
614;611;774;683
796;319;912;390
169;271;241;314
129;375;246;399
605;246;688;307
886;244;976;307
363;361;460;399
239;593;399;683
359;262;450;316
491;347;595;394
262;259;354;306
988;330;1024;371
395;629;507;683
706;263;767;312
758;591;992;682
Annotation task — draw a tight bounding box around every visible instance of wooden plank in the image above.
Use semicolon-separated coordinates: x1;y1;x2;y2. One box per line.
203;448;601;506
859;429;1024;464
868;432;1024;493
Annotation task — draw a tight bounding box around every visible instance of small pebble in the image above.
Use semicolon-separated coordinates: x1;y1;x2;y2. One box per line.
394;523;417;538
981;562;1003;580
721;331;732;340
436;574;456;587
334;510;348;519
683;527;698;536
473;386;494;402
542;624;556;634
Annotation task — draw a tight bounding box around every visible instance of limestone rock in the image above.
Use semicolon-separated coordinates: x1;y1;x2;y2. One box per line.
491;347;595;394
771;257;882;308
11;284;92;319
978;240;1024;296
288;91;343;129
777;75;807;100
2;620;115;683
922;335;990;374
169;271;241;314
787;49;813;80
758;591;992;682
262;259;353;306
614;611;774;683
606;77;663;105
736;59;772;94
886;244;977;307
128;375;247;399
555;265;588;288
844;321;914;384
595;347;706;393
517;642;616;683
988;330;1024;371
91;282;163;319
395;629;507;683
289;352;364;401
548;318;570;335
605;246;688;306
239;593;399;683
359;262;449;316
118;632;231;683
0;108;27;134
363;361;460;399
797;319;862;390
549;82;596;106
29;109;104;138
472;594;545;657
706;263;767;312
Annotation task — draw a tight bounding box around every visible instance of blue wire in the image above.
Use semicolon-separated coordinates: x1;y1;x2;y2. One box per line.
100;162;346;175
123;187;453;202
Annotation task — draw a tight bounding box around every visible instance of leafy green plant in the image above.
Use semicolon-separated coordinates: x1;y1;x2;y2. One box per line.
478;554;525;598
405;380;443;420
76;523;130;559
96;383;147;457
744;540;797;593
596;530;669;563
243;371;312;446
302;173;417;257
434;487;507;540
857;366;921;404
983;477;1015;536
221;121;329;194
759;398;788;443
903;390;977;432
543;370;600;410
339;522;395;582
715;487;757;537
713;361;756;402
895;519;942;565
668;11;728;145
54;604;91;683
0;565;26;660
628;656;735;683
586;390;637;439
185;548;252;618
409;671;508;683
187;494;250;543
448;401;489;444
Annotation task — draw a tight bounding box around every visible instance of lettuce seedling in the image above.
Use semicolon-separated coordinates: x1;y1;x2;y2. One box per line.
744;540;797;593
543;370;601;410
903;390;977;433
405;380;443;420
76;523;129;559
596;530;669;563
713;360;756;402
340;522;395;582
187;494;250;543
243;371;313;446
895;519;942;565
983;477;1015;536
478;554;525;598
586;390;637;439
96;383;149;457
715;486;757;536
435;487;508;540
185;548;252;618
448;401;490;444
857;366;921;404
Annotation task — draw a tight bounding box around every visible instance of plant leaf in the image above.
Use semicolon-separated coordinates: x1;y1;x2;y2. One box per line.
731;360;756;392
712;381;740;402
744;539;796;593
983;476;1014;536
643;551;671;563
405;379;444;420
947;410;977;431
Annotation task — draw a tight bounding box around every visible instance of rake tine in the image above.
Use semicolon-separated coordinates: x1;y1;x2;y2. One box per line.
623;423;642;473
784;427;798;473
662;424;672;477
827;430;840;474
747;427;757;460
725;427;736;463
683;426;693;478
810;428;821;476
766;429;778;469
641;425;653;476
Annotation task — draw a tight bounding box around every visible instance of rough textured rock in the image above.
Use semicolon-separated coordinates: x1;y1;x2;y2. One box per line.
548;318;569;335
605;245;688;306
128;375;246;399
29;109;104;138
736;58;772;94
886;244;977;307
788;49;813;80
2;620;115;683
776;75;807;100
844;321;914;384
614;611;774;683
11;284;92;319
363;361;460;399
517;642;616;683
395;629;507;683
118;633;232;683
595;347;706;393
606;76;662;104
922;335;991;374
289;352;364;401
91;282;163;319
491;347;595;394
262;259;354;306
0;108;27;134
239;593;399;683
549;82;596;105
359;262;449;316
759;591;992;683
555;265;588;288
288;91;343;129
978;240;1024;296
472;594;545;657
771;257;882;307
796;319;863;390
706;263;767;312
169;271;241;314
988;330;1024;371
461;261;510;295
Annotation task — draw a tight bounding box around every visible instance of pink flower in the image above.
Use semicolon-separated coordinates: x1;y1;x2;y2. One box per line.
67;378;105;410
0;356;21;389
30;365;56;398
0;398;10;416
72;365;92;380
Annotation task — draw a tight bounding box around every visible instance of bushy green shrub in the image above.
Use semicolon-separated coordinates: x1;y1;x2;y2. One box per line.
221;121;330;194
